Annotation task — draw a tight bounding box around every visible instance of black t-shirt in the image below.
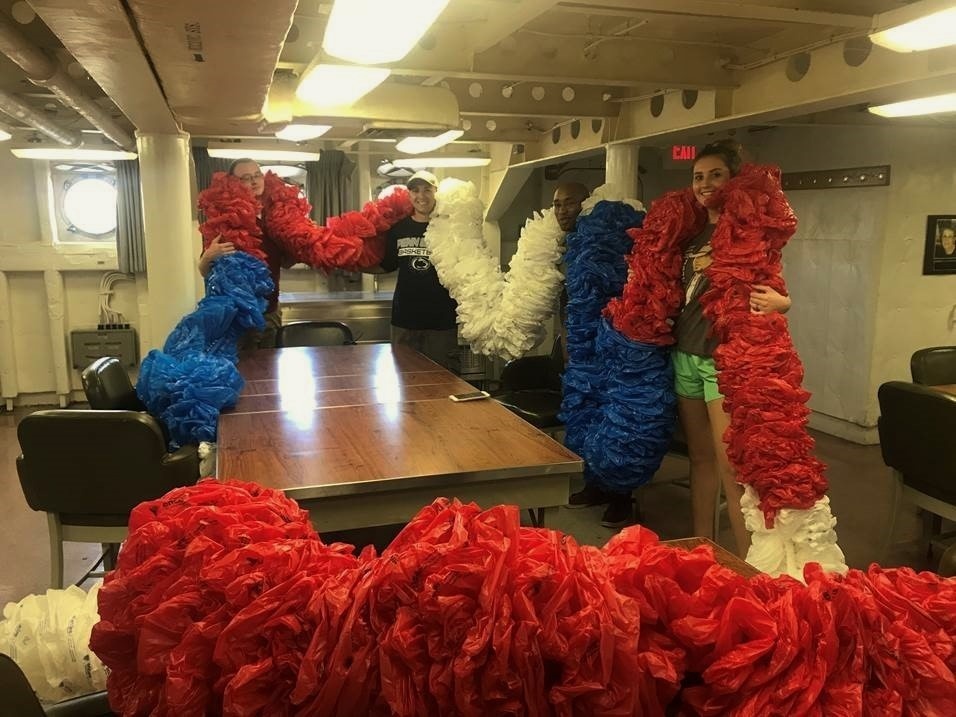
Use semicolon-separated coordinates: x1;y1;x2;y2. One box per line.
674;224;718;357
380;216;457;330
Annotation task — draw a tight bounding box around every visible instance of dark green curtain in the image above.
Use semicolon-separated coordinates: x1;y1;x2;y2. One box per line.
306;149;355;224
192;146;231;192
115;159;146;273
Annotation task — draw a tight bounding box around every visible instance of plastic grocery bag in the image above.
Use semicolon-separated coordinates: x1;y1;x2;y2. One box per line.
0;583;107;703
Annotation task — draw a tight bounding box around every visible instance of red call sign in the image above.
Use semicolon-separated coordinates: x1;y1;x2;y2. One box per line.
671;145;697;161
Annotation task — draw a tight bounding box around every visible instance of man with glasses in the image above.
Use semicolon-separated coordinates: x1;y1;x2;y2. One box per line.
199;158;292;349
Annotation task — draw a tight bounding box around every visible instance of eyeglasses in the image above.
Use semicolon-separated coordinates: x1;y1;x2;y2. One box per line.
237;171;263;185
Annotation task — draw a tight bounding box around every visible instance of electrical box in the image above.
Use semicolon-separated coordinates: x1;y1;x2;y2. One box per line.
71;328;138;370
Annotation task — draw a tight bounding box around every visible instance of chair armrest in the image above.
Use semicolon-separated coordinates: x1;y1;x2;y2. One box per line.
44;691;113;717
161;444;200;486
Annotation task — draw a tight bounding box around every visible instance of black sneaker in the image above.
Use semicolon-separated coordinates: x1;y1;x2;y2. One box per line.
566;483;611;509
600;494;634;528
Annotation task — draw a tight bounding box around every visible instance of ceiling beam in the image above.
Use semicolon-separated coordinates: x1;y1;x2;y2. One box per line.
28;0;178;133
555;1;872;28
469;0;562;53
449;79;620;118
390;41;736;88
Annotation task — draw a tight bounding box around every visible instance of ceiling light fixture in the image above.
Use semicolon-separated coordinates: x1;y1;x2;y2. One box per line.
868;92;956;117
274;124;332;142
11;147;137;160
207;148;322;162
394;156;491;169
870;1;956;52
0;129;11;142
295;64;390;108
395;129;463;155
323;0;450;64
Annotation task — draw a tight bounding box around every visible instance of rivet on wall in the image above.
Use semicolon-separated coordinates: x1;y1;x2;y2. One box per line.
782;165;891;190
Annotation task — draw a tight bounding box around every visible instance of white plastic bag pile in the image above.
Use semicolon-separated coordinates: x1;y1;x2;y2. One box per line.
0;584;107;702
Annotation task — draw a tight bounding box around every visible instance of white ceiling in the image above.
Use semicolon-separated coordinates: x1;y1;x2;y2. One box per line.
2;0;954;160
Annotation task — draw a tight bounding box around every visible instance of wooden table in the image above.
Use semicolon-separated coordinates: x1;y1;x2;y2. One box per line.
218;344;582;532
662;537;761;578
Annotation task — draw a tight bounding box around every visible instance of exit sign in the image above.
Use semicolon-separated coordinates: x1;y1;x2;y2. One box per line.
671;145;697;160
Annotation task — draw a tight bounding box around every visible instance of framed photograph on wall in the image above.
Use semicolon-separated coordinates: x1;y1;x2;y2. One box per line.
923;215;956;275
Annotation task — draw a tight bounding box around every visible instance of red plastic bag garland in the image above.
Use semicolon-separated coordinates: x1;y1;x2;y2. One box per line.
91;484;956;716
606;165;824;525
197;172;413;273
197;174;266;262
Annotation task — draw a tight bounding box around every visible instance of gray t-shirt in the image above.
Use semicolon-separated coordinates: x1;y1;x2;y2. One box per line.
674;224;718;357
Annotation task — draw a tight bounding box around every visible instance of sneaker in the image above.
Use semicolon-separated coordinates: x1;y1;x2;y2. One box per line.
567;483;611;508
600;494;634;528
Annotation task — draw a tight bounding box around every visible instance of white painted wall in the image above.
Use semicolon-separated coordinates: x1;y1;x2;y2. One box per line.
740;125;956;441
0;152;143;406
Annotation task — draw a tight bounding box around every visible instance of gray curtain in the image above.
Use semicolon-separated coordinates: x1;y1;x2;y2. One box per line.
115;159;146;273
306;149;355;223
192;146;231;192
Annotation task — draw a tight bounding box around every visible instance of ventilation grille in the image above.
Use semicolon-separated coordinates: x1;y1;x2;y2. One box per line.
358;121;450;140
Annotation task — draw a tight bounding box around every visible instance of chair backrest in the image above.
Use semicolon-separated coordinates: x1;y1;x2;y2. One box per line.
910;346;956;386
499;337;564;392
16;410;198;519
276;321;356;348
81;356;144;410
0;653;47;717
877;381;956;504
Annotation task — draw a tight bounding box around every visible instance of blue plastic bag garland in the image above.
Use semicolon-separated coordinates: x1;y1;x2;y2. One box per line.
136;253;272;448
560;200;677;493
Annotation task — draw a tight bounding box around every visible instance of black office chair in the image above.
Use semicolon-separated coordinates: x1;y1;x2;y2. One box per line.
492;337;564;436
877;381;956;561
275;321;356;347
16;410;199;588
0;653;113;716
910;346;956;385
81;357;144;411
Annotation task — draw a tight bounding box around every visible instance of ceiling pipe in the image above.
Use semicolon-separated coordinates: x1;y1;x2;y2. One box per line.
0;88;81;146
0;14;135;150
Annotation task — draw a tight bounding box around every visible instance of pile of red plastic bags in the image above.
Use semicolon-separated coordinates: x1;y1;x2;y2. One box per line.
91;480;955;716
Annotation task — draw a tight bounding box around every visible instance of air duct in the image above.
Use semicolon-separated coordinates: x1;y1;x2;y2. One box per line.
0;14;134;150
0;88;80;146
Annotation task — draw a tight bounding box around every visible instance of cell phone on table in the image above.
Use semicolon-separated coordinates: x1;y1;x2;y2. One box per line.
449;390;491;402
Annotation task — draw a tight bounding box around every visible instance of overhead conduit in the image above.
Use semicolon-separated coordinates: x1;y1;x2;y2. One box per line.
0;14;135;150
0;87;80;145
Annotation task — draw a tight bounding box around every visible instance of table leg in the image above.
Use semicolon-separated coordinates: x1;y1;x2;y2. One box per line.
528;506;557;528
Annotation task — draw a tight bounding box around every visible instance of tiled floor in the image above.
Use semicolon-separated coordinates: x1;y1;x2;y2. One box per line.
0;406;929;607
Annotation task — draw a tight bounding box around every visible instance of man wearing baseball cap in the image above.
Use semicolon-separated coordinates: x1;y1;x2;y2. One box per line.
371;170;460;372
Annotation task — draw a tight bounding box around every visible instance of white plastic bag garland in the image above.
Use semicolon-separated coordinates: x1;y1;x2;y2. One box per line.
741;486;848;579
426;178;566;360
0;584;107;702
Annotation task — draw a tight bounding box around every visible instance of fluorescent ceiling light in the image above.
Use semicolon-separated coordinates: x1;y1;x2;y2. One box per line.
260;164;306;179
274;124;332;142
394;156;491;168
296;64;390;108
0;129;10;142
868;92;956;117
395;129;463;155
323;0;450;64
11;147;137;160
207;148;321;161
870;3;956;52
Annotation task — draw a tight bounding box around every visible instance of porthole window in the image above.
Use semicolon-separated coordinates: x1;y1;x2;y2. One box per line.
52;163;118;243
62;177;117;236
